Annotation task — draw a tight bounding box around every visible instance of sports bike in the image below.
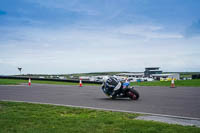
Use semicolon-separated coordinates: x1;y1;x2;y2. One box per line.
101;78;139;100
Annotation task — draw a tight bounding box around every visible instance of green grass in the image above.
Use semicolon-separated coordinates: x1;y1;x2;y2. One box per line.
0;79;26;85
1;78;200;87
130;79;200;87
0;79;100;86
0;101;199;133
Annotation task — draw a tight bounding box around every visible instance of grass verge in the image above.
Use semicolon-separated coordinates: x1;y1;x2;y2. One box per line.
0;101;199;133
1;78;200;87
131;79;200;87
0;79;100;86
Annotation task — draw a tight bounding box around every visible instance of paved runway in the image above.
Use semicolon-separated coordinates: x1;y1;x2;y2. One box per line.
0;84;200;119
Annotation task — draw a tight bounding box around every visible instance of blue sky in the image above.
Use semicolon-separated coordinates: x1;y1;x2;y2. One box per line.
0;0;200;74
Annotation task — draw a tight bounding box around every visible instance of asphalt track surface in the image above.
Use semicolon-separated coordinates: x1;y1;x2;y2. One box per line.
0;84;200;119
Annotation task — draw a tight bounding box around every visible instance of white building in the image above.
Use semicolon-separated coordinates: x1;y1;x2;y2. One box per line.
116;73;144;78
59;76;66;79
79;76;90;80
151;73;180;80
80;76;108;82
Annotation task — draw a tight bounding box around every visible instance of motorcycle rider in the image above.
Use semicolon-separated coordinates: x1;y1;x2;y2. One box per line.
102;76;122;98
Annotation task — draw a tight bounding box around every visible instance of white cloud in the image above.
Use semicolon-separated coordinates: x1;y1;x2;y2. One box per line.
26;0;99;16
114;25;183;39
1;0;200;75
0;23;200;74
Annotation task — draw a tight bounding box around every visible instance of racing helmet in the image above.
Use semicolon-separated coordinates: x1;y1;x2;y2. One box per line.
105;76;121;89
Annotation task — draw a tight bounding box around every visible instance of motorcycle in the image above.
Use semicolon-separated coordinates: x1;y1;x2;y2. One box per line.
101;78;140;100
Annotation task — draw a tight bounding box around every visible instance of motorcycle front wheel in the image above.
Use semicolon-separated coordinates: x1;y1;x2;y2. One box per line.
126;89;139;100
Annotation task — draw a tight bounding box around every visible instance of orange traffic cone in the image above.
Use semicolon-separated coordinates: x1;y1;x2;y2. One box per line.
170;78;175;88
28;78;31;86
79;78;82;87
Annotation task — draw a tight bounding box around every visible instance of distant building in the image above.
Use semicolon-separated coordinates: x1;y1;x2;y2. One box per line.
80;76;107;82
59;76;66;79
79;76;90;80
116;73;144;78
144;67;162;77
151;73;180;80
90;76;108;82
